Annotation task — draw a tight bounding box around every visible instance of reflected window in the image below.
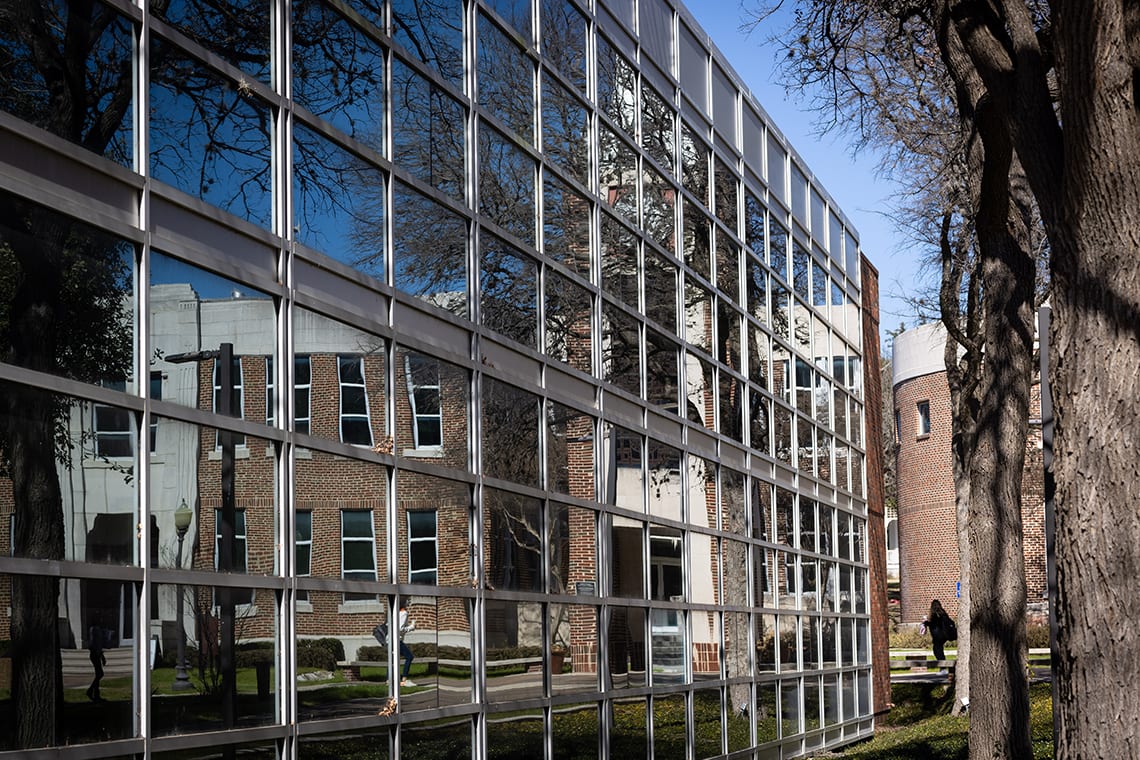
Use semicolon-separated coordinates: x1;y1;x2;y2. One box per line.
649;528;683;602
148;371;161;451
296;511;312;602
408;510;438;584
338;356;373;446
266;356;311;434
406;355;442;449
214;357;245;447
485;490;542;592
341;510;377;599
93;380;131;458
215;509;254;604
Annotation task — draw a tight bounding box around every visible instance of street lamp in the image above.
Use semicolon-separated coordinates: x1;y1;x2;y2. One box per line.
166;343;236;727
173;499;193;691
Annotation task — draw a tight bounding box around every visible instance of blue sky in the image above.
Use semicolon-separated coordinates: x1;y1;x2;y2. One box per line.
685;2;927;336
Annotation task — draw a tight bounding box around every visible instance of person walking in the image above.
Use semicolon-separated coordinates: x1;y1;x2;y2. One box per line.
86;618;109;702
398;604;416;687
922;599;957;662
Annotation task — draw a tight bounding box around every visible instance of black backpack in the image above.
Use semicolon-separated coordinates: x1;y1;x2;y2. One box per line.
372;624;388;647
944;618;958;641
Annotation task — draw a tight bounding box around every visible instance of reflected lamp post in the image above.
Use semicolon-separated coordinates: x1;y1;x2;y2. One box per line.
166;343;236;728
173;498;193;690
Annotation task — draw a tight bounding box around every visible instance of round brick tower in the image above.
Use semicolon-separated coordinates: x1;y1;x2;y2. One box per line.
892;322;1048;626
892;324;961;622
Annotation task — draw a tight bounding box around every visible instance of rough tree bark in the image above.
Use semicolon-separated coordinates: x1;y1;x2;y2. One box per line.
1047;4;1140;756
943;1;1140;756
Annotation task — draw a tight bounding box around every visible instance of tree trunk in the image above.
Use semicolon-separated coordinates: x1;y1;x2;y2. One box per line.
5;388;66;748
950;463;972;714
1049;4;1140;756
963;98;1035;760
1;208;68;748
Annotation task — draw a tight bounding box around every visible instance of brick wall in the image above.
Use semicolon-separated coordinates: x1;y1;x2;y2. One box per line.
859;257;891;716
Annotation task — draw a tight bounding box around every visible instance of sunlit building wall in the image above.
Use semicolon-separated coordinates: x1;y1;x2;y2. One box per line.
0;0;884;757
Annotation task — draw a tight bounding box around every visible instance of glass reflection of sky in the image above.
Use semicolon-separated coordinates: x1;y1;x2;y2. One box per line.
150;251;269;301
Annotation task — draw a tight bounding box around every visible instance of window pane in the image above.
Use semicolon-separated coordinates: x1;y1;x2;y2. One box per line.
394;181;468;316
0;0;134;166
150;39;271;228
480;234;539;348
341;510;371;538
542;77;589;183
392;59;466;200
478;12;534;142
479;125;536;245
292;0;384;153
391;0;464;84
409;510;437;538
482;378;541;487
541;0;588;91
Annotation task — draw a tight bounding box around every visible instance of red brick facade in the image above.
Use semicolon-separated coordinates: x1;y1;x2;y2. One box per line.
859;258;892;716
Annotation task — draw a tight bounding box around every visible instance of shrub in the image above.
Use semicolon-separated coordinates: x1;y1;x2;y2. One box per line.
1026;622;1050;648
235;642;274;668
889;627;930;650
356;645;385;662
297;639;338;670
314;637;345;662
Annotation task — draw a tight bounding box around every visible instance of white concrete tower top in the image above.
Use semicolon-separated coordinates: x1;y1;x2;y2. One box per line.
891;322;948;386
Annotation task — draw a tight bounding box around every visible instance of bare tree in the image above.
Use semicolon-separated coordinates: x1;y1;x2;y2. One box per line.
744;2;1042;748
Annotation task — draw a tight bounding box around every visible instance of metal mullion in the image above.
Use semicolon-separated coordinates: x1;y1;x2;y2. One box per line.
135;3;153;742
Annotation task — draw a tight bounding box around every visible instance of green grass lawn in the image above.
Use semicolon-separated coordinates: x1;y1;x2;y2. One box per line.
813;682;1054;759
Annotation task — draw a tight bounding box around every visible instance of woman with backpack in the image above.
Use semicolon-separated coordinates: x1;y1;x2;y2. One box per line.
922;599;957;661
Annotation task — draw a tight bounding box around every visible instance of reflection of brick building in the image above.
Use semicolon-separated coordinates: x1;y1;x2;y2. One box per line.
892;322;1046;623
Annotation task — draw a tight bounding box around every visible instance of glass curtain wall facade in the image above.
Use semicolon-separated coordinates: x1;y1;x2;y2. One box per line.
0;0;877;757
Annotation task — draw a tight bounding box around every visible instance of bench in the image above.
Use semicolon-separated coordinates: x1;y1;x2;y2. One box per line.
890;652;1051;682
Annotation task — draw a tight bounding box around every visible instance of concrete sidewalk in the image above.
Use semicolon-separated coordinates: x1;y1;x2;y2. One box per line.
889;648;1052;684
